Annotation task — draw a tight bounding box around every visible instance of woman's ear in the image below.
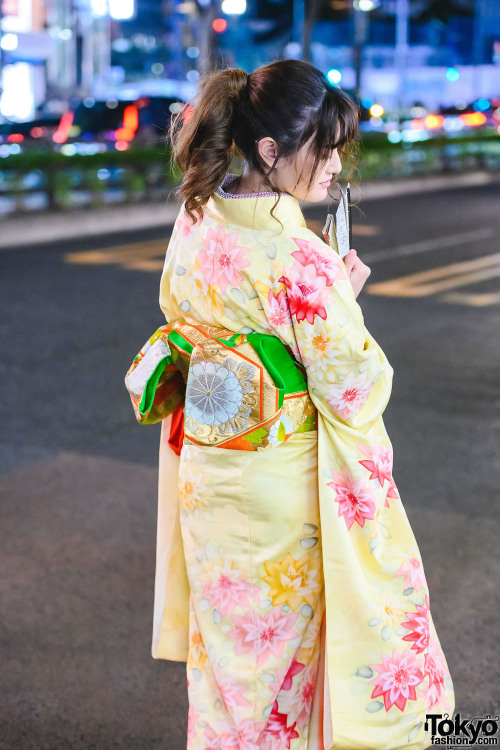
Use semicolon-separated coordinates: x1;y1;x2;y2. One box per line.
256;137;279;170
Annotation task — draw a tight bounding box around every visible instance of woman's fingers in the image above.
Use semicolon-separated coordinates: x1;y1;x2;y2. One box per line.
343;250;371;298
343;248;357;274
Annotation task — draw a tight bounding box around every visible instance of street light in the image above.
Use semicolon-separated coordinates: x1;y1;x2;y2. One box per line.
221;0;246;13
91;0;135;20
109;0;134;20
352;0;380;104
353;0;379;10
0;33;18;51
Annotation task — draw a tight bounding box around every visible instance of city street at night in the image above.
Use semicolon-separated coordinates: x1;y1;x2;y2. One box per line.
1;176;499;748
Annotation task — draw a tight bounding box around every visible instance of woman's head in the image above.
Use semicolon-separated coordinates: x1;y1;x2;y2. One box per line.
253;131;343;203
168;59;359;224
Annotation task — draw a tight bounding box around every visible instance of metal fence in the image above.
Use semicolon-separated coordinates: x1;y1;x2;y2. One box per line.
1;136;499;218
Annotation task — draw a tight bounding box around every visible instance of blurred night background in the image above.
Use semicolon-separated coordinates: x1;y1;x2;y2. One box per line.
0;0;500;211
1;2;499;750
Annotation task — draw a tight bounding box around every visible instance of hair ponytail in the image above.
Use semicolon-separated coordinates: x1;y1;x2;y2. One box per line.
168;60;359;226
168;67;249;224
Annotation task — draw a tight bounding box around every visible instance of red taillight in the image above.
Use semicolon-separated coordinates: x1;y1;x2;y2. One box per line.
213;18;227;32
115;105;139;141
53;110;74;143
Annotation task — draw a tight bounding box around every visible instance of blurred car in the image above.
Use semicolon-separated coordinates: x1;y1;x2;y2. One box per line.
357;97;500;142
0;116;60;147
52;95;185;152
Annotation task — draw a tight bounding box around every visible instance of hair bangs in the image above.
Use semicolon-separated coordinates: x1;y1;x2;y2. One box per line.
298;86;359;194
314;88;358;158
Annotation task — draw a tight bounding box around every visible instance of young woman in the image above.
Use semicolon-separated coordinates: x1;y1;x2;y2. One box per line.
152;59;455;749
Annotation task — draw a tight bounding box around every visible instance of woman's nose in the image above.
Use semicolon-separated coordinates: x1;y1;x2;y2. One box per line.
330;151;342;172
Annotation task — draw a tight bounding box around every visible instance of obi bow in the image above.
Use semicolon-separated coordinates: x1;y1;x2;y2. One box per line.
124;322;317;454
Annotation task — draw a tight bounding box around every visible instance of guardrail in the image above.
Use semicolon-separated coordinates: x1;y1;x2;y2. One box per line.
0;134;499;218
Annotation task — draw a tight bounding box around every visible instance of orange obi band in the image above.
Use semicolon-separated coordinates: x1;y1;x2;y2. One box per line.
124;322;317;453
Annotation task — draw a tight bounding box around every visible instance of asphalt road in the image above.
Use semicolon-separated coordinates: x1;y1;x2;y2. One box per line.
1;180;500;749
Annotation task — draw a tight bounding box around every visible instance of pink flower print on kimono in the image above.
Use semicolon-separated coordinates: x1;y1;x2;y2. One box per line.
223;719;265;750
278;262;332;324
290;237;347;286
276;236;348;325
264;657;307;714
424;634;452;712
176;211;202;237
385;474;400;507
357;441;394;484
216;673;252;709
250;276;295;341
265;287;292;331
202;723;229;750
198;225;252;294
205;719;266;750
368;645;425;712
401;594;430;654
260;701;299;750
229;606;299;667
327;466;377;530
394;545;428;592
187;705;200;745
202;560;258;617
326;369;375;421
284;662;319;730
254;230;393;434
277;657;306;690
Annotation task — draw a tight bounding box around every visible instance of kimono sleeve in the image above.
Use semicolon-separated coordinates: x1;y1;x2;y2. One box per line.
257;230;394;435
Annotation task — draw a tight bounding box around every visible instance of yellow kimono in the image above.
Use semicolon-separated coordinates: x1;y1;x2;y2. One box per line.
152;173;455;749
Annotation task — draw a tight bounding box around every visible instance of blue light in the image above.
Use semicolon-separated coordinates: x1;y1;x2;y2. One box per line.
326;69;342;85
388;131;402;143
443;116;464;132
446;67;460;82
473;98;490;112
402;130;430;143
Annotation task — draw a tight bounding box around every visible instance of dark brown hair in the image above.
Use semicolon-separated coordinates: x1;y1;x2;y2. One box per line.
168;58;360;227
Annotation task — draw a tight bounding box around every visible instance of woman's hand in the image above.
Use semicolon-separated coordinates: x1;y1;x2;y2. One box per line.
343;249;371;299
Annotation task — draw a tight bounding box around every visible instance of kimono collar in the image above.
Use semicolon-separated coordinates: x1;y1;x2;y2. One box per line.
204;172;308;231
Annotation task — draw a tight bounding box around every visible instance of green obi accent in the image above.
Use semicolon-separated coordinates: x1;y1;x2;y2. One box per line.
246;333;307;409
125;323;311;429
169;329;308;410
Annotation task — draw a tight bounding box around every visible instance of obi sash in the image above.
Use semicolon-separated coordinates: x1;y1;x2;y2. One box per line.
124;322;317;454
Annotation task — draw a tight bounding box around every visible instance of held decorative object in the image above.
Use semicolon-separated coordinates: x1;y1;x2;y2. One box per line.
322;181;351;260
